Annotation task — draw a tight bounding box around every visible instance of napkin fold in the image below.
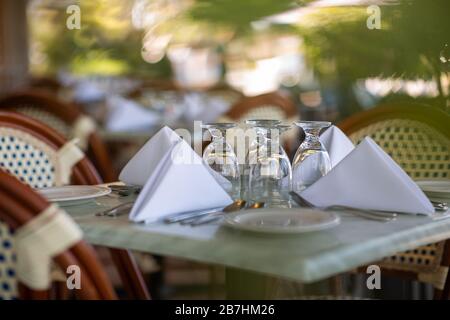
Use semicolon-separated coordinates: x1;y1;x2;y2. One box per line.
106;95;160;132
320;125;355;167
301;137;434;215
121;126;233;223
72;81;105;103
119;126;182;186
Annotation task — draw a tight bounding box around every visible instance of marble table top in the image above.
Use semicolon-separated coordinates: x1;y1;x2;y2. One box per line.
65;193;450;283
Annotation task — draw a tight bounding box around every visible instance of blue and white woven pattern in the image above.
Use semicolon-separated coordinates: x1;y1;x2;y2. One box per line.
0;127;59;299
0;130;56;189
0;225;16;300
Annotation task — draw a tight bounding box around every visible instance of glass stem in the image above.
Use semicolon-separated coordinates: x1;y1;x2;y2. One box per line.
211;129;227;163
302;128;322;150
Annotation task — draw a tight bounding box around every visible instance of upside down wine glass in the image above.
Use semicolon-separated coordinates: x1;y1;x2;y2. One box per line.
246;120;292;207
202;123;241;199
292;121;332;192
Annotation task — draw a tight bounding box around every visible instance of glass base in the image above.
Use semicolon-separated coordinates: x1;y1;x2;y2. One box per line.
246;196;292;209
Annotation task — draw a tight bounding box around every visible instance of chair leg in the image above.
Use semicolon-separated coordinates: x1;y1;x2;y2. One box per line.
208;265;223;299
53;281;71;300
18;283;50;300
330;275;344;296
109;248;151;300
439;240;450;300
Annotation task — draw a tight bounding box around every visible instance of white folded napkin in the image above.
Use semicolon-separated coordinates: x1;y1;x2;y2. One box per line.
119;126;182;186
72;81;106;103
121;126;233;223
301;137;434;215
106;95;161;132
320;125;355;168
205;166;233;192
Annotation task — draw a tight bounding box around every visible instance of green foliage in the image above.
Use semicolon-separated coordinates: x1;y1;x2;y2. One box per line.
30;0;171;77
297;0;449;91
391;0;450;80
187;0;298;33
31;0;305;77
31;0;449;100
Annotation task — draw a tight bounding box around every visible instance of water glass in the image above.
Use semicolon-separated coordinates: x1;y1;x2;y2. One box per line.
246;120;292;207
202;123;241;199
292;121;331;192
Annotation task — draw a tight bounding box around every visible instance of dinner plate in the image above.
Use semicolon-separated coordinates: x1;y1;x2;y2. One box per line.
37;185;111;206
223;208;340;234
416;179;450;199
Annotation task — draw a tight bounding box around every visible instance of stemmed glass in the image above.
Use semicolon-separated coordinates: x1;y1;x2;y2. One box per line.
246;120;292;207
292;121;331;192
202;123;241;199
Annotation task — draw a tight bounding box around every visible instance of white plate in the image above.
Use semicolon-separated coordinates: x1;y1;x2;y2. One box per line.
223;208;340;234
416;180;450;198
37;185;111;206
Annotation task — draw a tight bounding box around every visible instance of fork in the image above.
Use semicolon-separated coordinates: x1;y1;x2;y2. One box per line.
166;200;247;224
188;201;265;226
289;192;397;222
109;185;141;197
430;200;448;211
95;202;134;217
181;200;248;225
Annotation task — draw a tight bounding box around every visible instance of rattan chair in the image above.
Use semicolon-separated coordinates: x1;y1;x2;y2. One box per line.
0;90;116;182
339;103;450;299
28;77;62;94
221;92;299;156
224;92;298;121
0;169;117;300
0;111;149;300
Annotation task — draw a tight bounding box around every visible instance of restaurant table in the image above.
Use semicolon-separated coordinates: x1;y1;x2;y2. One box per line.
98;121;198;142
99;129;160;142
65;193;450;299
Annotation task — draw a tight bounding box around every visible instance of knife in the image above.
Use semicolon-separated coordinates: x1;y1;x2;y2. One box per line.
164;200;246;224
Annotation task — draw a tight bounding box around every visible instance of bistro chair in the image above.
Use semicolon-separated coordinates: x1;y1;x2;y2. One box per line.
0;90;116;182
28;77;62;94
220;92;299;156
224;91;298;122
339;102;450;299
0;111;149;299
0;169;117;300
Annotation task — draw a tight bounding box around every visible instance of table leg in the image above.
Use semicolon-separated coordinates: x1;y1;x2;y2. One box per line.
225;268;276;299
225;268;335;299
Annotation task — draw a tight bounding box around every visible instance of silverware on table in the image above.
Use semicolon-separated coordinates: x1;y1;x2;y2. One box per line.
95;201;134;217
247;201;266;209
109;185;142;196
164;200;246;224
289;191;397;222
430;200;448;211
188;201;265;226
165;207;225;224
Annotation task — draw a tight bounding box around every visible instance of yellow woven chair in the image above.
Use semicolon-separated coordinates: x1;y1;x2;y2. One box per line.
339;103;450;299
